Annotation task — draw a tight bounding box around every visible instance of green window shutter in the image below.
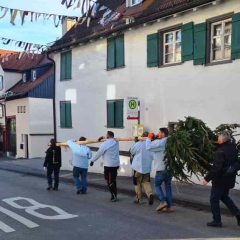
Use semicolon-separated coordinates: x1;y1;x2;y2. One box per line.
107;101;115;127
114;101;123;128
193;22;207;65
60;102;66;127
231;13;240;60
66;51;72;79
116;36;124;68
147;33;159;67
182;22;194;62
107;38;115;69
60;53;66;80
65;102;72;128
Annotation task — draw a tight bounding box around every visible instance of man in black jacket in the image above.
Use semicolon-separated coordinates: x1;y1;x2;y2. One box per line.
44;139;62;191
203;131;240;228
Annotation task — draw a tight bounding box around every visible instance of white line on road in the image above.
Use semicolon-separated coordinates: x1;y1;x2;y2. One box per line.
0;207;39;229
0;221;15;233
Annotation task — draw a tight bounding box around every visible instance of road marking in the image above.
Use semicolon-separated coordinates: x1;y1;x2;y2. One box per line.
0;206;39;228
0;221;15;233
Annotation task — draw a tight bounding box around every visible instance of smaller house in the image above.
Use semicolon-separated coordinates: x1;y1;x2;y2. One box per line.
0;53;54;158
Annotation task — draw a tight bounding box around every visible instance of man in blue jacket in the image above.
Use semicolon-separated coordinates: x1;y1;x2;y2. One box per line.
90;131;120;202
130;132;154;205
67;137;92;194
146;128;172;212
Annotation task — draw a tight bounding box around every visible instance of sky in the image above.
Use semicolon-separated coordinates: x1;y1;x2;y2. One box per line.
0;0;82;51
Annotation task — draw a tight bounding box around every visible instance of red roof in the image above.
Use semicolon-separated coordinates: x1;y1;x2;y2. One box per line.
0;49;17;58
0;53;52;71
8;67;53;97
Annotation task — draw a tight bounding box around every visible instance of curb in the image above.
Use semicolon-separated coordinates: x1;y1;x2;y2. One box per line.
0;166;231;216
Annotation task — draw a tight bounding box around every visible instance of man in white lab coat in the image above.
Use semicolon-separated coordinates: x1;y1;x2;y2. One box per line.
130;132;154;205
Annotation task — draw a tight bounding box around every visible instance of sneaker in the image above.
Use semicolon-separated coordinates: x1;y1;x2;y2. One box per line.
110;195;117;202
207;221;222;228
156;202;168;211
162;208;174;213
52;187;58;191
82;191;87;194
47;186;53;190
76;190;81;194
133;199;143;204
149;194;154;206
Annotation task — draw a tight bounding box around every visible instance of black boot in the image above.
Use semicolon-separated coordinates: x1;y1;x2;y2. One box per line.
207;221;222;228
47;185;53;190
53;187;58;191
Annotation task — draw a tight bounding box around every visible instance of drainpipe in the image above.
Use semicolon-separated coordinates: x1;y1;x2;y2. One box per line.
46;52;57;140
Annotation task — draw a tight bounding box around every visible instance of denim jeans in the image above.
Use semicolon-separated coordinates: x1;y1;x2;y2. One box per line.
47;166;60;188
210;187;240;223
154;171;172;208
73;166;88;193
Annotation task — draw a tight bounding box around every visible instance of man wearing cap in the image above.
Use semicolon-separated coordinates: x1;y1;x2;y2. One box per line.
130;132;154;205
67;137;92;194
90;131;120;202
146;128;173;212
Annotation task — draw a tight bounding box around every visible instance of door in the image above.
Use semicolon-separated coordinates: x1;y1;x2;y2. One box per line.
6;118;16;157
24;134;29;159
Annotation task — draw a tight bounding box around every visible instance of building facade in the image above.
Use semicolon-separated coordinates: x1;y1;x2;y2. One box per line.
50;0;240;188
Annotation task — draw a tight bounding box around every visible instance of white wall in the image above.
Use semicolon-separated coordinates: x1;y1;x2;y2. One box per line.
4;72;21;92
54;0;240;188
28;98;54;134
0;65;5;126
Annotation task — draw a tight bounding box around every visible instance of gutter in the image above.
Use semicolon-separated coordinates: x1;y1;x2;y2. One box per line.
46;52;57;141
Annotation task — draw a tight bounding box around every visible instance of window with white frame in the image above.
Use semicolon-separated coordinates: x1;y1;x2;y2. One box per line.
0;75;3;90
32;70;36;81
128;0;141;7
210;19;232;62
23;73;26;83
163;29;182;65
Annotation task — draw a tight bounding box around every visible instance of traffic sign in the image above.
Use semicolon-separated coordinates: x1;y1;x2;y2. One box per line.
127;97;138;120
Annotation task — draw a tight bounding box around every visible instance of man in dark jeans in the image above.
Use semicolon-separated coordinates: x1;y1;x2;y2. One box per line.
67;137;92;194
90;131;120;202
44;138;62;190
203;131;240;227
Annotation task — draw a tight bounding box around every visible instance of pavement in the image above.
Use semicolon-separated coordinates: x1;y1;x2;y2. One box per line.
1;169;240;239
0;156;240;216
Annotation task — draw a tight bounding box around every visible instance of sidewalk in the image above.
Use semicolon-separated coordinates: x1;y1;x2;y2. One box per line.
0;157;240;215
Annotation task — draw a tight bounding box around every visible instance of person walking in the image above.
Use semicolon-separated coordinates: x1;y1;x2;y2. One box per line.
146;128;173;212
44;138;62;191
130;132;154;205
202;131;240;228
67;137;92;194
90;131;120;202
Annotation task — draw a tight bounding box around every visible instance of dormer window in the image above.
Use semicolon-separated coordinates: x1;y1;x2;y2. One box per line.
32;70;36;81
127;0;141;7
0;75;3;90
23;73;26;83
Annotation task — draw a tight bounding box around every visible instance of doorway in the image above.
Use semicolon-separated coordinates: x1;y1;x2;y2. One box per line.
24;134;29;159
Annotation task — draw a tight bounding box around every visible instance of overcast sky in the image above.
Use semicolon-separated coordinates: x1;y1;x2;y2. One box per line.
0;0;81;51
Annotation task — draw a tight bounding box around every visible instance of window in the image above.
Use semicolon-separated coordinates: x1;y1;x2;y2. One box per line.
107;100;123;128
210;19;232;62
32;70;36;81
23;73;26;83
0;104;4;118
168;122;178;134
17;106;20;113
60;51;72;80
0;75;3;90
23;106;26;113
127;0;141;7
60;101;72;128
107;35;124;70
163;30;182;65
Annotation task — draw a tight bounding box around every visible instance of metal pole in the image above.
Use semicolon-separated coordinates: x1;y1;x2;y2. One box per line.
138;101;140;124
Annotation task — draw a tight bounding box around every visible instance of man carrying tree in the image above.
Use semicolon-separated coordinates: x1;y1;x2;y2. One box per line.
90;131;120;202
203;131;240;228
146;128;173;212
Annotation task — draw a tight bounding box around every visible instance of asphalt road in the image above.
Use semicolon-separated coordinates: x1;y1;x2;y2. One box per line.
0;169;239;240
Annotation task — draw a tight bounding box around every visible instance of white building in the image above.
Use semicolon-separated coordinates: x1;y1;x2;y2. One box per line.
50;0;240;188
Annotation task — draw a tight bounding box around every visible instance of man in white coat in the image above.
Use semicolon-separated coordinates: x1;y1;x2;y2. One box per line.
130;132;154;205
90;131;120;202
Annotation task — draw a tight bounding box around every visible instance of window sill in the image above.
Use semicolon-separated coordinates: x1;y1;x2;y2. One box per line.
107;65;125;71
60;78;72;81
60;127;73;129
106;126;124;129
205;59;232;67
159;62;183;68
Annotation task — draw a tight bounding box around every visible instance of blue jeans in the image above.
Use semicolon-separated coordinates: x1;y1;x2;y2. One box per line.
73;166;88;193
210;187;239;223
154;171;172;208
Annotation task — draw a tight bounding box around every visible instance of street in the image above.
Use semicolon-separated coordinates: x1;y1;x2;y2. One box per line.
0;170;239;240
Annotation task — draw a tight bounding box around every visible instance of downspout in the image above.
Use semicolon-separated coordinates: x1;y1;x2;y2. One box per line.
46;52;57;140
